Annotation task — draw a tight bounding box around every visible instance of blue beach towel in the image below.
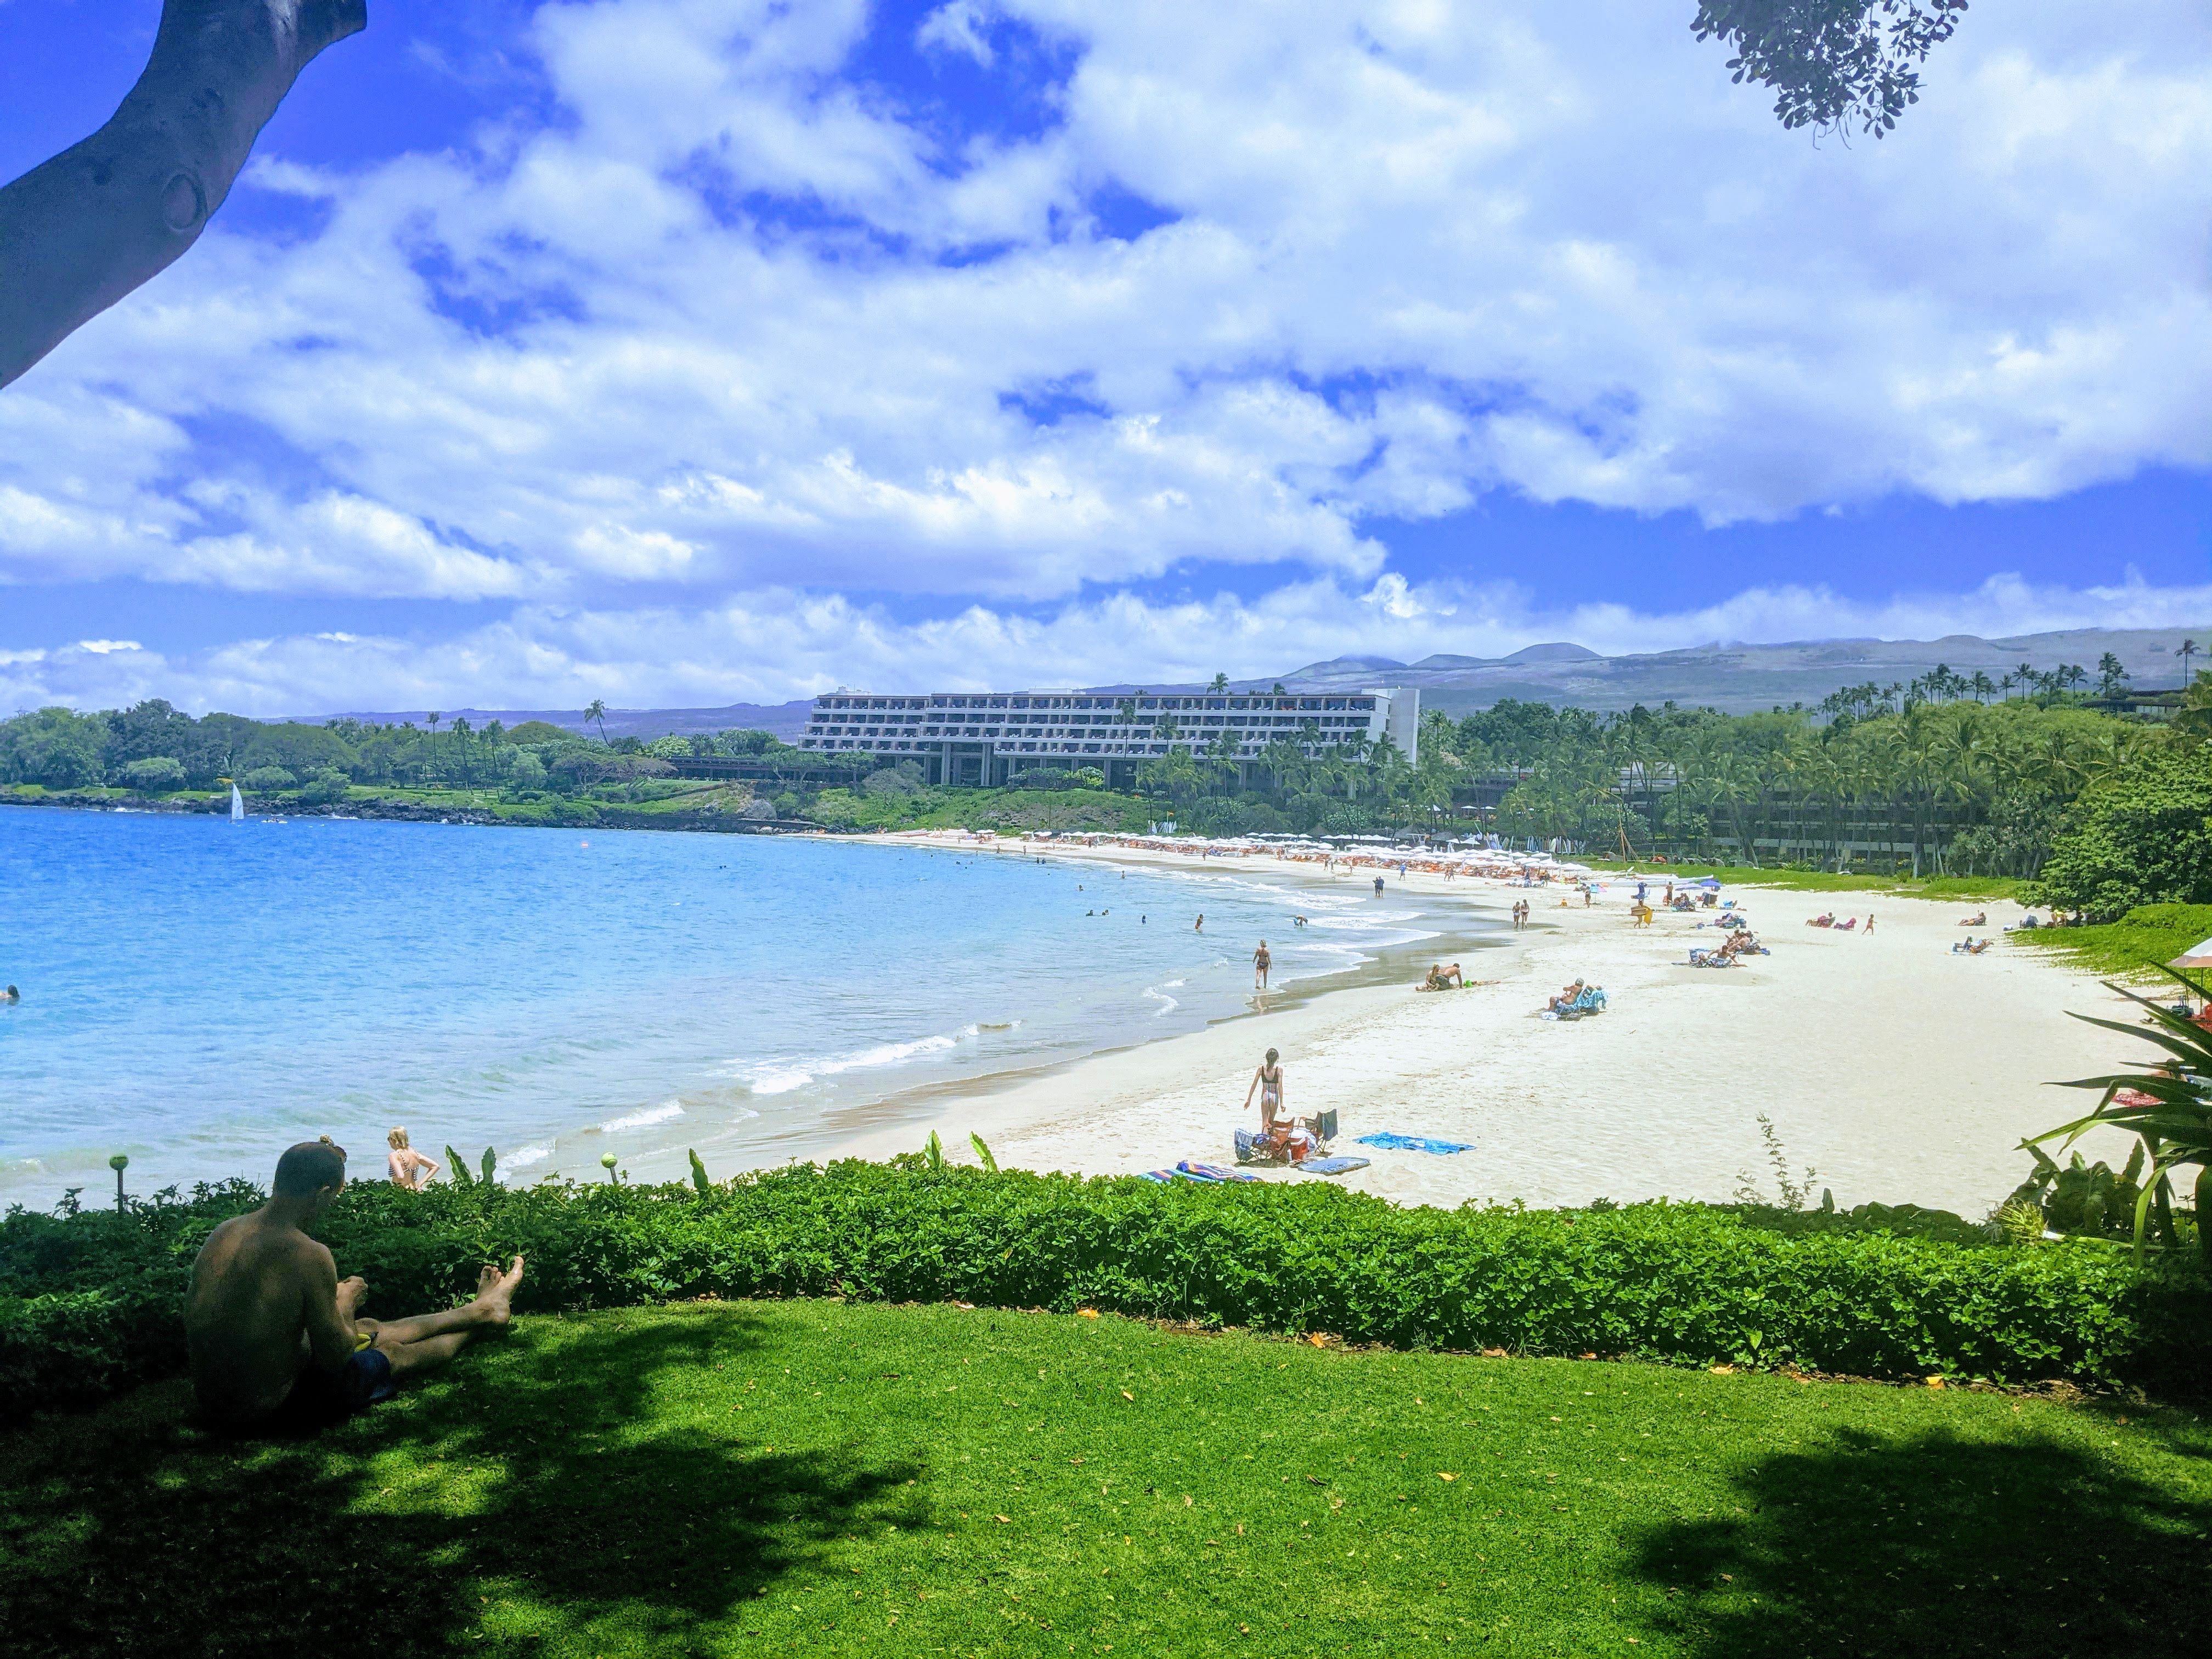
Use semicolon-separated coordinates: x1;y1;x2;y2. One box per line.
1355;1133;1475;1155
1137;1170;1177;1183
1296;1156;1371;1176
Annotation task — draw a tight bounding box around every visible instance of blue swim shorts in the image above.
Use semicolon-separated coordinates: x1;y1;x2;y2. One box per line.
281;1341;398;1426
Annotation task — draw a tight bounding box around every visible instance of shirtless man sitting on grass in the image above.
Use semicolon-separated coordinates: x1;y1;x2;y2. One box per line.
185;1136;523;1431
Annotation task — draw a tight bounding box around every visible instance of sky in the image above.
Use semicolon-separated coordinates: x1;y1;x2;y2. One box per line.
3;0;2211;715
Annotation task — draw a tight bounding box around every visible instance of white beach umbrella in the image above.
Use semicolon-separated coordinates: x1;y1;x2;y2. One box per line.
2167;937;2212;969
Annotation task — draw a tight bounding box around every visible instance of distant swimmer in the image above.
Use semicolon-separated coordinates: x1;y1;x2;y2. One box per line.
1195;915;1204;932
1254;941;1272;990
2;984;17;1003
386;1128;441;1192
1292;915;1308;927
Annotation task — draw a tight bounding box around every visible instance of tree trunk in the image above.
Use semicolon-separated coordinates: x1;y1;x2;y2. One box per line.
1;2;366;388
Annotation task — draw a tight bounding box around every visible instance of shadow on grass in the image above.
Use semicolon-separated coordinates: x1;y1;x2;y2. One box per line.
1626;1414;2212;1656
0;1307;923;1657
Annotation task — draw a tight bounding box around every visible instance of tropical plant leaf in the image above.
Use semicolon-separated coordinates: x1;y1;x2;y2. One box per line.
969;1133;998;1175
446;1146;473;1188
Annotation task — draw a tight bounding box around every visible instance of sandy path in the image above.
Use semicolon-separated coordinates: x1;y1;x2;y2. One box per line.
834;836;2150;1217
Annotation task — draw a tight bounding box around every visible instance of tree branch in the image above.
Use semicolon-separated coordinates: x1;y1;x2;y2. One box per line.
0;1;366;390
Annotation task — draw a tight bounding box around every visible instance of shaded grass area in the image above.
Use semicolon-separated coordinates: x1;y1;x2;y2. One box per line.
5;1301;2207;1658
1588;859;2030;902
2012;904;2212;985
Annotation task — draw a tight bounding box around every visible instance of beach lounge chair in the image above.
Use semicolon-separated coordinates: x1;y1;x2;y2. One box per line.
1547;986;1608;1019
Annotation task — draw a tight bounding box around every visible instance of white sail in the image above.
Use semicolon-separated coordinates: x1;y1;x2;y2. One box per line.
230;785;245;822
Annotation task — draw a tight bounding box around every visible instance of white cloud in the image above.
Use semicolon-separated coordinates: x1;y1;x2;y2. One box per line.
2;1;2210;701
8;572;2210;718
917;2;998;68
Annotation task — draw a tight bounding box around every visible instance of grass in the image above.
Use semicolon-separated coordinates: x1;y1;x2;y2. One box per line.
2011;904;2212;986
1587;859;2032;902
7;1301;2205;1657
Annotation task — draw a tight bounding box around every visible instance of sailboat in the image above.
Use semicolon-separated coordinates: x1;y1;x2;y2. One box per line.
230;783;245;823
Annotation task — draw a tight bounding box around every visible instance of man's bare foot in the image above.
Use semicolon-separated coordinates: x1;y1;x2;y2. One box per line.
471;1255;525;1327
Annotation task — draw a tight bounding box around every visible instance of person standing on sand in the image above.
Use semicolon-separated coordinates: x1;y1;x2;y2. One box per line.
1254;941;1272;990
386;1127;441;1190
185;1137;523;1432
1243;1047;1289;1137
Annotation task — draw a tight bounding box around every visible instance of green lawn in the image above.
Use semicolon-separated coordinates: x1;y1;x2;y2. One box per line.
2011;904;2212;985
5;1302;2204;1657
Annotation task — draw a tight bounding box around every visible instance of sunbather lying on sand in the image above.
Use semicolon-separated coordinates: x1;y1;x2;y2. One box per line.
1959;912;1987;927
1808;912;1835;927
1546;978;1587;1012
185;1137;522;1432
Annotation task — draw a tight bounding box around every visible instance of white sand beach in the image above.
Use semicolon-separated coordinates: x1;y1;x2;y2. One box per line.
833;832;2152;1217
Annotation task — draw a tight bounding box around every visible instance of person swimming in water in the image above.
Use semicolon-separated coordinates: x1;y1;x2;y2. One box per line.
2;984;17;1003
1195;914;1204;932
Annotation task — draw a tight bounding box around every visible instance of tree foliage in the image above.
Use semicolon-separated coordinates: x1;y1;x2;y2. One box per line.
1693;0;1968;136
2030;744;2212;920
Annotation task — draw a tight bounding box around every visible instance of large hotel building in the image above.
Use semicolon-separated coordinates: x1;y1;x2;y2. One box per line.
798;685;1420;789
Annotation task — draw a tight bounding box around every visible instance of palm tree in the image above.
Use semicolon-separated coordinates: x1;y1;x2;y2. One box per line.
584;698;609;743
2097;652;2131;698
2179;639;2200;687
426;710;442;735
1970;670;1995;703
1208;672;1228;693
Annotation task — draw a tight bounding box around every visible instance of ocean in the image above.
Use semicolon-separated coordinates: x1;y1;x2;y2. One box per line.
0;809;1496;1204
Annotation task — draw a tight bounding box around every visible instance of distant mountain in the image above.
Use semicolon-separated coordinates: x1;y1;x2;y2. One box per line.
1277;626;2204;717
293;625;2206;739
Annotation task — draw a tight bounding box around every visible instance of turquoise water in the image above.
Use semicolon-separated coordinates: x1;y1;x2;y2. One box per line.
0;810;1492;1203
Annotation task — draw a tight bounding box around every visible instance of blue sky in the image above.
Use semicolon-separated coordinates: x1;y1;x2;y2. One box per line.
4;0;2210;714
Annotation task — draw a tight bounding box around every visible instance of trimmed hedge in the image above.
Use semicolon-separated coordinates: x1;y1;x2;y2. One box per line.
4;1164;2207;1417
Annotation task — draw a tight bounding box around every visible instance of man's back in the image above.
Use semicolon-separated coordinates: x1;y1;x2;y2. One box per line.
185;1215;328;1423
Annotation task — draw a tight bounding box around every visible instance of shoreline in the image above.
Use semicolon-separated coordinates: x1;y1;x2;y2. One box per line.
810;831;2149;1217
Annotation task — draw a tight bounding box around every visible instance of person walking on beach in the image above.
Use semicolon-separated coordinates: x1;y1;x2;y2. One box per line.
1373;875;1385;896
1253;940;1272;990
185;1137;523;1431
386;1127;441;1190
1243;1047;1289;1140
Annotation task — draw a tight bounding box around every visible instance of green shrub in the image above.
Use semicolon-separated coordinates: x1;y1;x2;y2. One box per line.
120;755;186;794
239;765;297;791
5;1165;2207;1417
